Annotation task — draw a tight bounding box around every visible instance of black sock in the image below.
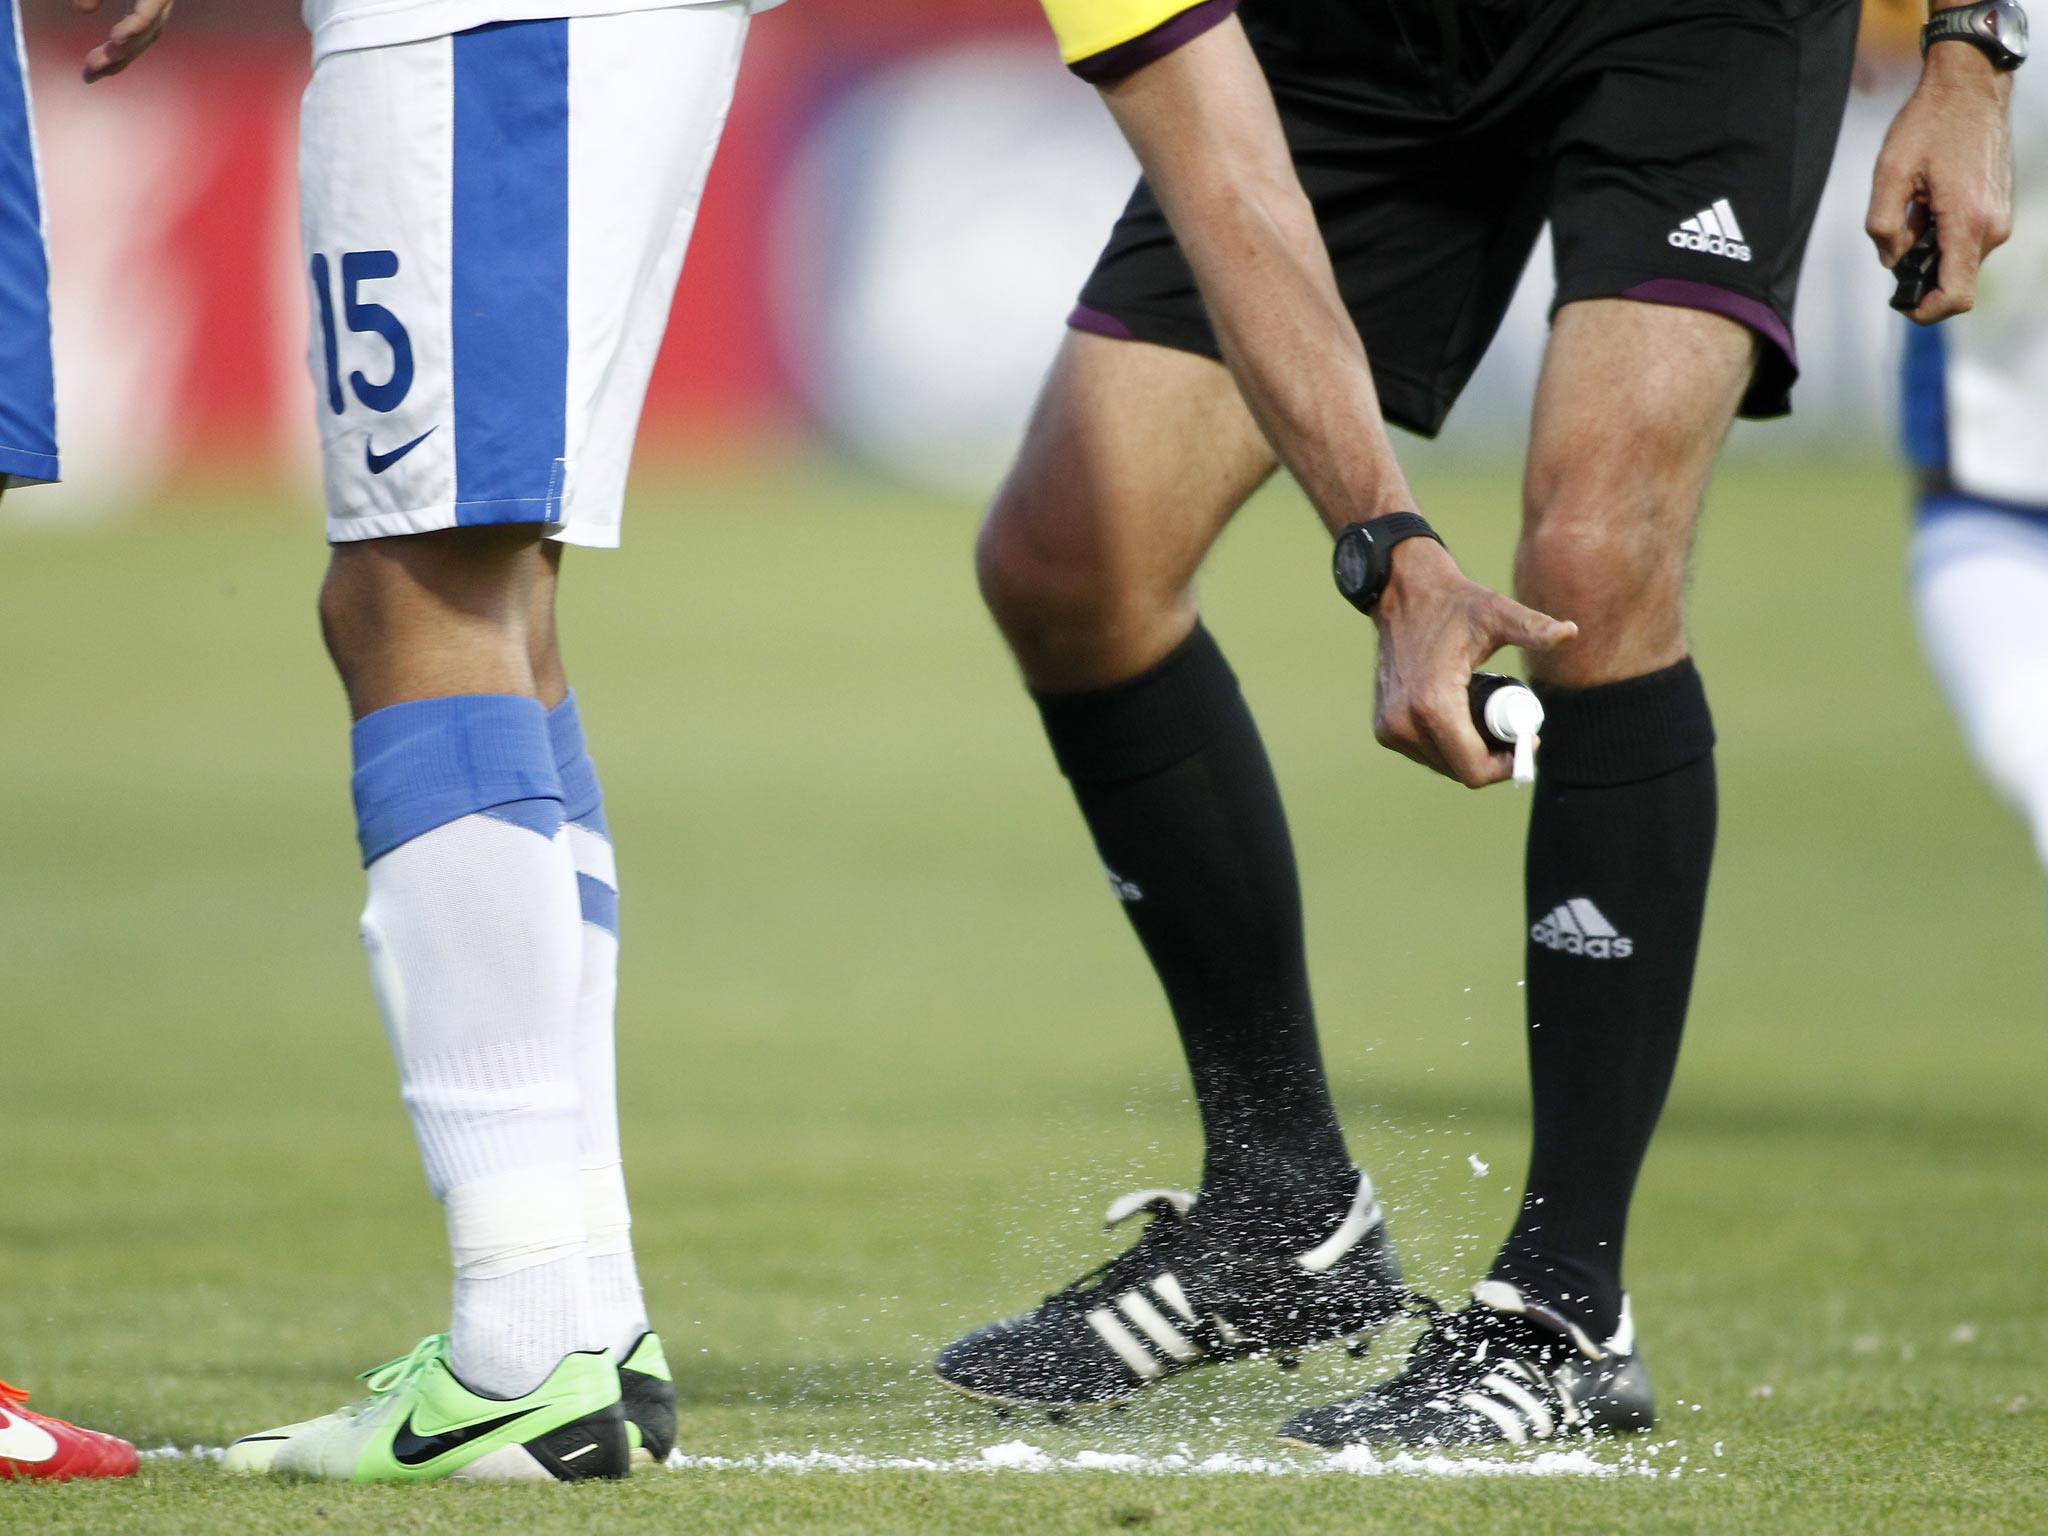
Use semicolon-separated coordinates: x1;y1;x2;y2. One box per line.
1489;658;1717;1337
1034;624;1354;1246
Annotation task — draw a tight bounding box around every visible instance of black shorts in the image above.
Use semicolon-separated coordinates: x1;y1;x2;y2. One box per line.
1073;0;1861;434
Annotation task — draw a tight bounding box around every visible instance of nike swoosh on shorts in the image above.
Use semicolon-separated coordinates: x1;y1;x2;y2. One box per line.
365;427;437;476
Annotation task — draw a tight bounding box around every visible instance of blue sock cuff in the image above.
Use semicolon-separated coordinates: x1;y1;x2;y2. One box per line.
546;688;607;833
352;695;563;866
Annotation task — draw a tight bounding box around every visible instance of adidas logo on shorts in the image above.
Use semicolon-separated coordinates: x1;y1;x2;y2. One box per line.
1531;898;1633;959
1667;199;1752;263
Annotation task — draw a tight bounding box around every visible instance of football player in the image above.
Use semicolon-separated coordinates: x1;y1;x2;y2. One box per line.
0;0;174;1483
223;0;774;1484
936;0;2017;1450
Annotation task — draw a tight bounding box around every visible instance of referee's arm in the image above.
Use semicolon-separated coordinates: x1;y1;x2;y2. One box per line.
1075;15;1574;786
1085;15;1411;537
1866;2;2015;322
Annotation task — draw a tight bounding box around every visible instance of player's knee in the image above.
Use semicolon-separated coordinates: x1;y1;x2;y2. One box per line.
976;502;1114;646
317;554;370;675
319;527;540;687
1516;469;1684;618
1515;501;1645;613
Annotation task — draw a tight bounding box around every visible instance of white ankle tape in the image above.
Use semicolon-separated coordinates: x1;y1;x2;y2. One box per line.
445;1170;586;1280
581;1162;634;1257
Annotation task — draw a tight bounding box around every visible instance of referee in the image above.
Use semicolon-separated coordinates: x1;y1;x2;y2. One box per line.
936;0;2019;1447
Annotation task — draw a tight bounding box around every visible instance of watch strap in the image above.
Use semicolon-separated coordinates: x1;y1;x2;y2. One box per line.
1358;511;1440;552
1923;1;2027;68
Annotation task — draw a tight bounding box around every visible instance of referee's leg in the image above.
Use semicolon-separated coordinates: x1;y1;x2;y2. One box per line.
1491;297;1755;1336
975;330;1364;1245
977;331;1271;692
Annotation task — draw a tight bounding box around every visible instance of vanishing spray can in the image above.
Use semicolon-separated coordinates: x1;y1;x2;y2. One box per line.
1468;673;1543;785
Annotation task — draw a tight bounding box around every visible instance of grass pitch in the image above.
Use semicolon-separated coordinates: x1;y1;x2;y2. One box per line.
1;457;2043;1534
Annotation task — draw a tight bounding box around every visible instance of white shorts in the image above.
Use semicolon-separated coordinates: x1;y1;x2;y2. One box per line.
299;5;748;548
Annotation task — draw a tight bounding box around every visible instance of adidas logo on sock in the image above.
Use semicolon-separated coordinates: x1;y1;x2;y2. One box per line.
1104;865;1144;903
1531;898;1633;960
1667;199;1752;263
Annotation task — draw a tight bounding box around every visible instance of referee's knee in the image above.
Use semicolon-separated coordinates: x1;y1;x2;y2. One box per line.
1514;463;1696;681
975;501;1179;687
1517;490;1661;595
976;497;1097;636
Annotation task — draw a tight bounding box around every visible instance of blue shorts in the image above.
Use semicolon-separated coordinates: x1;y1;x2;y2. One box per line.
0;0;55;488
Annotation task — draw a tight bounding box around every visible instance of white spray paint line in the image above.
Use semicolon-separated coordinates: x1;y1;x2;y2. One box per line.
144;1439;1665;1479
661;1440;1654;1478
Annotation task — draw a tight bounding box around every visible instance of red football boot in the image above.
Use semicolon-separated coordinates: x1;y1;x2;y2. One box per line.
0;1380;139;1480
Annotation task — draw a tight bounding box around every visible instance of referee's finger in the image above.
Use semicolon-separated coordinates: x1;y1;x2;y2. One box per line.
1419;694;1506;790
1493;596;1576;654
1865;166;1917;268
1923;217;1987;320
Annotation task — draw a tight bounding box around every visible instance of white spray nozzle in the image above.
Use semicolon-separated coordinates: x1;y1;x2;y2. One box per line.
1482;685;1545;786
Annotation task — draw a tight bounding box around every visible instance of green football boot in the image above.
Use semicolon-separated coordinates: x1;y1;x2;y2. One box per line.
618;1332;677;1467
222;1334;627;1482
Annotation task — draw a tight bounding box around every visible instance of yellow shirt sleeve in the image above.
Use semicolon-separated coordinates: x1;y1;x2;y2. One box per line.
1041;0;1214;70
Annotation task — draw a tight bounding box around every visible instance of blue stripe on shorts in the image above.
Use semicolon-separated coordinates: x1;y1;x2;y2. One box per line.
451;20;570;525
0;1;57;486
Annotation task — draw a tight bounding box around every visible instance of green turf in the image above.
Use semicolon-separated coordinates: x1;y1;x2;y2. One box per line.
2;457;2043;1534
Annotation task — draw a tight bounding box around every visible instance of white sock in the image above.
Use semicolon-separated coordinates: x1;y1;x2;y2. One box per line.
561;820;652;1358
550;690;653;1360
361;810;593;1398
1914;511;2048;874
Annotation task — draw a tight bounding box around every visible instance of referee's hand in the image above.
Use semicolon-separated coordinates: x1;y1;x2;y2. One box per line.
1865;38;2013;324
75;0;173;83
1369;538;1576;789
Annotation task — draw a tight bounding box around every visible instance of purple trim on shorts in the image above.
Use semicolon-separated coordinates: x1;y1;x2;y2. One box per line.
1069;0;1239;84
1621;279;1798;372
1068;303;1138;342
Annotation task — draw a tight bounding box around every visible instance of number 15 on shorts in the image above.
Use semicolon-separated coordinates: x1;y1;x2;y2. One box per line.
310;251;436;476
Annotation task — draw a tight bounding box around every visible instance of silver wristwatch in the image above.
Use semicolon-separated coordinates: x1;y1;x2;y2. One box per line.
1923;0;2029;70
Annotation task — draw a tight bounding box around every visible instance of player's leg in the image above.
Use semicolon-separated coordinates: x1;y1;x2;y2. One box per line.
320;522;599;1396
1481;0;1860;1356
231;7;748;1481
510;3;754;1463
291;26;607;1452
936;327;1412;1413
979;329;1368;1237
528;555;640;1353
526;549;672;1464
1282;298;1748;1455
1913;507;2048;874
0;10;140;1489
1486;298;1752;1331
940;38;1564;1410
1281;0;1860;1452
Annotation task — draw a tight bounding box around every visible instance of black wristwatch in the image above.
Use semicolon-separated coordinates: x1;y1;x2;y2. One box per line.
1923;1;2028;70
1332;513;1444;616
